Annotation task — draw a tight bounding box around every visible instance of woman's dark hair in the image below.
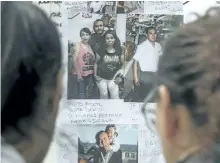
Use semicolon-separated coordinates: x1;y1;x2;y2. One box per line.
1;1;62;149
80;27;92;37
124;41;136;61
103;30;122;55
105;124;119;137
157;7;220;140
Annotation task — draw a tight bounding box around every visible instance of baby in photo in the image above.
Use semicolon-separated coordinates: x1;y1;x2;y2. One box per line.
105;124;120;152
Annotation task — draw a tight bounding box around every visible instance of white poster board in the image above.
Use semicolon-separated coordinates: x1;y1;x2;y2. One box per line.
33;1;186;163
144;1;183;15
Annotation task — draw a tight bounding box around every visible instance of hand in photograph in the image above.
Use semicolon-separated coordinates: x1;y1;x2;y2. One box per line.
114;77;122;85
134;72;140;86
94;75;102;83
113;69;124;79
77;75;84;82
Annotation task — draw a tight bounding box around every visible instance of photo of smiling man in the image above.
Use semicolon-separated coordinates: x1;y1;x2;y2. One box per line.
123;14;183;102
89;19;106;55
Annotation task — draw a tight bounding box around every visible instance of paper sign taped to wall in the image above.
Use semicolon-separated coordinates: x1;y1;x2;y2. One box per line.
144;1;183;15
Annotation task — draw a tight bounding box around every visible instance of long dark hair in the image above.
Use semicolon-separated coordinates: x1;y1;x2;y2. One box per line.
1;1;62;152
103;30;122;55
80;27;92;37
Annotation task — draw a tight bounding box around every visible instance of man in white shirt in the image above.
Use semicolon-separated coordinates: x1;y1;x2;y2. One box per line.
133;26;162;102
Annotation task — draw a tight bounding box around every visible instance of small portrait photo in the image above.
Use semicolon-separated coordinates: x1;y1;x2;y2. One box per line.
116;1;144;14
123;14;183;102
78;124;138;163
87;1;117;14
67;13;127;100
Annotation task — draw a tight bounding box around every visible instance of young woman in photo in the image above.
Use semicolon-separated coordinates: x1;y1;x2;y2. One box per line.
73;28;96;99
94;30;124;99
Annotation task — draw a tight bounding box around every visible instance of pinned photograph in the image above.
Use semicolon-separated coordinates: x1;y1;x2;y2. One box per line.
67;13;127;100
77;125;138;163
87;1;117;14
116;1;144;14
123;14;183;102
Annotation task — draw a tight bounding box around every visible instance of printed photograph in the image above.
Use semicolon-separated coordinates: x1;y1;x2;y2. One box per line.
67;13;128;100
116;1;144;14
77;125;138;163
123;14;183;102
87;1;117;14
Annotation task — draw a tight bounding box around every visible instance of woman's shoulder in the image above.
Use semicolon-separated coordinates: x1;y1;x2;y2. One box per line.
75;42;82;48
76;41;81;46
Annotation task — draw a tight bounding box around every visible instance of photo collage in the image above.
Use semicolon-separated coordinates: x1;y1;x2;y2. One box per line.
34;1;184;163
66;1;183;102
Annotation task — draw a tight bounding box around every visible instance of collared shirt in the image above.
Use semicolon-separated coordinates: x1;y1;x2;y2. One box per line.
101;149;114;163
133;40;162;72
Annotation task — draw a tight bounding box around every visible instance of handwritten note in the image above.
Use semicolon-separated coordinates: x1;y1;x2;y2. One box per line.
57;101;156;125
144;1;183;15
127;102;156;124
57;100;134;125
63;1;88;14
128;103;145;123
138;124;165;163
38;1;62;5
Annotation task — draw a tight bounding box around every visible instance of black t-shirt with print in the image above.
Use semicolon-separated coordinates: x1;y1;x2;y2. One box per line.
97;50;122;80
89;33;105;54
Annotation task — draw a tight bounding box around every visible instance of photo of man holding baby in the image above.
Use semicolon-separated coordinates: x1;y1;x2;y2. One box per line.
67;13;127;100
77;125;138;163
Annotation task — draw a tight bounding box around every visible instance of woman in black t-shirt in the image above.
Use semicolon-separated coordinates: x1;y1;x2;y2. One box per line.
94;30;123;99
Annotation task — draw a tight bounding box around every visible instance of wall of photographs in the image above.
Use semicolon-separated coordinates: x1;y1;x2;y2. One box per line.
34;1;184;163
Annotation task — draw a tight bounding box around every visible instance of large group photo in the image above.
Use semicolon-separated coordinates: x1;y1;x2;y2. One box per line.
122;14;183;102
77;125;138;163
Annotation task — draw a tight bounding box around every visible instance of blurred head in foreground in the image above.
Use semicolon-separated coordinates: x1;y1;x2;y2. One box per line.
1;2;62;163
155;7;220;163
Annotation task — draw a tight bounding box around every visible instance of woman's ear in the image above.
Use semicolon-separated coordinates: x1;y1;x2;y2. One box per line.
52;70;63;113
157;85;177;138
158;85;170;111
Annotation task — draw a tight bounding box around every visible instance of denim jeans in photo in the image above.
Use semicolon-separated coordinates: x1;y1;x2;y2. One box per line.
77;74;94;99
96;76;119;99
